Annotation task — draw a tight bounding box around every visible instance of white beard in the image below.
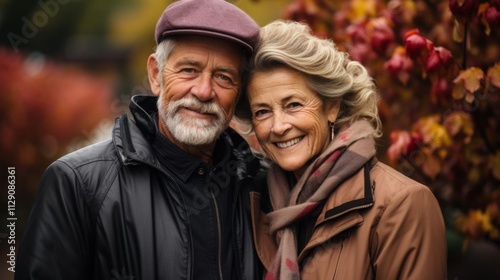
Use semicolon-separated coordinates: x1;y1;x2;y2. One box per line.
158;97;228;145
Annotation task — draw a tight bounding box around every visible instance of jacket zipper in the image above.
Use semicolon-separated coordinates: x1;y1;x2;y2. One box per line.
332;238;345;280
211;191;224;280
231;180;244;280
123;158;195;279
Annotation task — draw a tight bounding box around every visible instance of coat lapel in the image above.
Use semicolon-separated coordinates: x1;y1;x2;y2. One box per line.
299;163;374;262
250;191;277;270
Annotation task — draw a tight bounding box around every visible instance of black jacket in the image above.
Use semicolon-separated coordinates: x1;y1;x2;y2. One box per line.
15;95;263;280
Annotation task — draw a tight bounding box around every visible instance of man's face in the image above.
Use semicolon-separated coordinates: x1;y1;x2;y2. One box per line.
150;36;243;146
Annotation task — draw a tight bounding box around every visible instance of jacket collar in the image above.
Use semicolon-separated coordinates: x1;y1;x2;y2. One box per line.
322;160;375;221
129;94;159;141
111;95;165;168
112;112;161;168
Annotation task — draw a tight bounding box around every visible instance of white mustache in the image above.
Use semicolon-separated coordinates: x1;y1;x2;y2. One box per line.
171;98;225;118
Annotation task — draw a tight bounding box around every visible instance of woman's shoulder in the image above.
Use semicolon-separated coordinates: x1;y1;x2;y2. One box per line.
369;161;435;200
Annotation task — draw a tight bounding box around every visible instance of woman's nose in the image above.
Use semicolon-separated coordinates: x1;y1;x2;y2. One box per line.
271;112;292;135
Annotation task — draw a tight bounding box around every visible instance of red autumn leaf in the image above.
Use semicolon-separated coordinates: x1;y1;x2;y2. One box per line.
384;46;414;84
366;17;395;56
487;6;500;29
430;77;451;104
404;29;428;59
478;3;500;35
425;49;441;73
493;0;500;10
449;0;480;23
387;130;412;163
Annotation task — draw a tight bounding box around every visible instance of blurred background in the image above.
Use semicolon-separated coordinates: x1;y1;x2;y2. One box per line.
0;0;499;279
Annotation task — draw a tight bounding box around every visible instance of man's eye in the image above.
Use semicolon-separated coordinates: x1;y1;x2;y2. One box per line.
215;74;230;81
181;68;196;74
214;73;237;89
214;74;235;86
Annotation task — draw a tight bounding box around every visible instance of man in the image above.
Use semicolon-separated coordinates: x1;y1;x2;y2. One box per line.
15;0;262;279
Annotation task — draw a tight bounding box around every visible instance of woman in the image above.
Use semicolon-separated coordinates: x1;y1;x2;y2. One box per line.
235;20;447;280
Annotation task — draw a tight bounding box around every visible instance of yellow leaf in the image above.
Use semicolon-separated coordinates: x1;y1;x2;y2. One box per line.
350;0;376;22
478;3;491;36
452;80;466;100
489;151;500;180
465;91;476;104
487;62;500;88
452;19;464;43
453;67;485;93
412;115;452;150
444;111;474;139
422;154;442;179
468;166;481;183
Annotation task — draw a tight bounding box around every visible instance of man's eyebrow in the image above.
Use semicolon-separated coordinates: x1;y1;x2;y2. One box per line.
174;59;239;77
174;59;202;68
215;67;238;77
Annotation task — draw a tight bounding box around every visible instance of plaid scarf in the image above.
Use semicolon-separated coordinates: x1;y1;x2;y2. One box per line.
265;120;376;280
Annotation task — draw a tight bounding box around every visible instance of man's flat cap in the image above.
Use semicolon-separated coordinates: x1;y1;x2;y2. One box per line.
155;0;260;52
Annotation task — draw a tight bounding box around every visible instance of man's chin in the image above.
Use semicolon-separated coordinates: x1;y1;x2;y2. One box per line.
171;125;221;146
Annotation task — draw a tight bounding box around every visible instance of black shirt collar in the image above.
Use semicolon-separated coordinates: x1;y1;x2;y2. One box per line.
150;113;231;182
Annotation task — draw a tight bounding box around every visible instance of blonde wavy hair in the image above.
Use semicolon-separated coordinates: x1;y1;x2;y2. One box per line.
235;20;382;138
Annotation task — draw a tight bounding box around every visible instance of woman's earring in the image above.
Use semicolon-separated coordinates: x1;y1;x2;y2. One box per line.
329;122;335;141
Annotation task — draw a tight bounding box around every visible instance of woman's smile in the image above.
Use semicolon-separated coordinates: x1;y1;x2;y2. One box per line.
275;136;304;149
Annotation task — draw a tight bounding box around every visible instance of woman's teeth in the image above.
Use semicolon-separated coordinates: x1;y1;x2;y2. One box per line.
276;137;302;148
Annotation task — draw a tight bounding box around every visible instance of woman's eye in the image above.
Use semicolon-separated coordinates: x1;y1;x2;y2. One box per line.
254;109;269;117
287;102;302;109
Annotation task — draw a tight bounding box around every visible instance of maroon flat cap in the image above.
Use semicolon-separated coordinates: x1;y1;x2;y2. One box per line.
155;0;260;52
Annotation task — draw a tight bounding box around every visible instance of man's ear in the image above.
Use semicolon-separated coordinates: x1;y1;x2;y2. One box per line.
147;55;161;96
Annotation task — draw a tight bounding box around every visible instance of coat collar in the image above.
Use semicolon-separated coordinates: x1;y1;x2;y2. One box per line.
320;160;375;222
250;160;376;268
298;161;375;261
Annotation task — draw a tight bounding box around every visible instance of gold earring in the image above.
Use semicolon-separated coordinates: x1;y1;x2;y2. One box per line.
329;122;335;140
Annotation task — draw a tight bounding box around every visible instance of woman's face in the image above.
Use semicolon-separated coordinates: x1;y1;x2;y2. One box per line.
248;67;340;178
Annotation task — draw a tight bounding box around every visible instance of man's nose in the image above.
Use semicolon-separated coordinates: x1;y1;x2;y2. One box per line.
191;73;215;101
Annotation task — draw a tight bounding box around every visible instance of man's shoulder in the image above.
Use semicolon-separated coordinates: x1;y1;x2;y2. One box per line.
49;139;124;189
58;139;118;169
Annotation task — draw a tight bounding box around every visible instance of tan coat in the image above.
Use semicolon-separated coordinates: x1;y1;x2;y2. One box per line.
250;161;447;280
